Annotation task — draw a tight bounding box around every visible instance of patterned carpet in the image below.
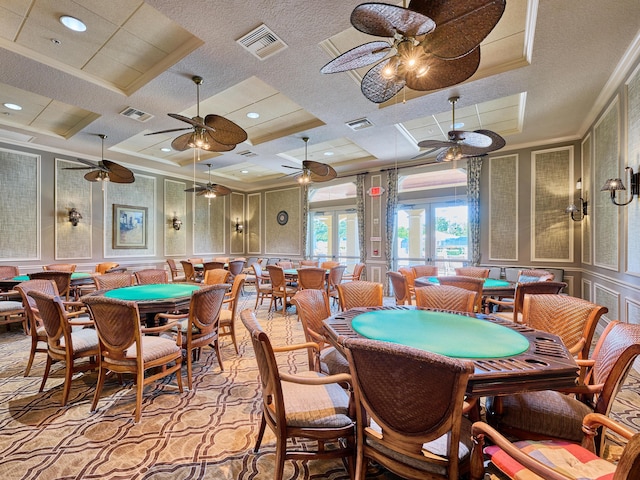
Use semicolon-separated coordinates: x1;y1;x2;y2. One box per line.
0;289;637;479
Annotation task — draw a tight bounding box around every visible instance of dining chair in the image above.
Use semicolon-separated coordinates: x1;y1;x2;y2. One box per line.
411;264;438;278
485;281;567;322
188;257;204;264
342;262;365;282
336;281;383;311
180;260;201;283
219;274;246;354
134;269;169;285
343;335;474;480
437;276;485;312
203;261;225;273
156;284;228;390
266;265;297;316
252;263;273;310
454;267;489;278
95;262;119;275
240;309;355;480
397;267;417;296
226;259;245;282
414;285;477;313
166;259;186;282
517;268;555;282
83;295;184;423
213;257;230;264
29;271;73;300
470;413;640;480
43;263;77;272
203;268;230;285
0;265;19;279
299;259;319;267
275;261;294;269
28;290;98;406
291;289;350;375
486;320;640;448
387;271;412;305
0;298;25;332
93;272;133;291
296;267;326;290
326;265;346;304
320;261;339;270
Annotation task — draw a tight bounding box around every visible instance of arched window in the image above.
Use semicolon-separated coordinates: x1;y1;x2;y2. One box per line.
309;182;357;201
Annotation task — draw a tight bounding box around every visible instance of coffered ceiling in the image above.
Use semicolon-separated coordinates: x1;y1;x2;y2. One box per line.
0;0;638;191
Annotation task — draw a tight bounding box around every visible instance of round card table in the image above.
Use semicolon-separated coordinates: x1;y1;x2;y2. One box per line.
323;306;579;397
0;272;94;292
414;276;515;297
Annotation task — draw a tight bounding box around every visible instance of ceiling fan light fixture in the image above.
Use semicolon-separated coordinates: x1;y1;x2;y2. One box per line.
443;145;463;162
204;191;216;199
381;57;399;80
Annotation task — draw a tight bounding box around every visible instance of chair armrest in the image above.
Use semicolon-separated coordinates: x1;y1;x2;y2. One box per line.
68;318;94;327
279;371;351;386
272;341;320;353
142;320;180;334
155;312;189;322
568;338;586;356
581;412;634;441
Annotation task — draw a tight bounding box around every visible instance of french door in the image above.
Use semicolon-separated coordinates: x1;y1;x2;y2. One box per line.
309;209;359;270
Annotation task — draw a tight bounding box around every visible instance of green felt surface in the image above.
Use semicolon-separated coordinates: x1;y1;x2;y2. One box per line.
14;272;91;281
350;310;529;358
424;277;510;288
104;284;200;301
283;269;329;275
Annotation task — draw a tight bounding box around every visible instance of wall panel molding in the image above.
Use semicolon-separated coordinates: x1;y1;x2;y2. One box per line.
247;193;261;254
164;179;186;257
230;192;245;255
265;187;301;256
625;65;640;276
580;134;592;265
55;158;92;260
194;195;225;255
594;282;620;322
489;154;518;261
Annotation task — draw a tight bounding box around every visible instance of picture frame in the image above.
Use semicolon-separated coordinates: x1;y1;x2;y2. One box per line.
112;204;148;249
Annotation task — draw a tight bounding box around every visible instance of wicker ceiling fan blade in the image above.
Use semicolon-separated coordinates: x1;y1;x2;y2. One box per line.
144;127;192;136
171;133;194;151
417;139;454;149
361;59;406;104
473;129;506;151
404;47;480;92
281;165;302;171
304;160;333;177
184;185;205;193
310;167;338;182
211;184;232;196
204;114;248;145
351;3;435;37
83;170;103;182
167;113;207;129
101;160;134;181
321;41;392;74
199;130;237;152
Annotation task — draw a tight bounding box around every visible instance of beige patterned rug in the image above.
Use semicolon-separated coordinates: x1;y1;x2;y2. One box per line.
0;290;637;479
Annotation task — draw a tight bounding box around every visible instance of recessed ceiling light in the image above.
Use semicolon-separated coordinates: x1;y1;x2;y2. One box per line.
246;112;260;119
324;151;334;156
160;147;172;152
241;170;249;174
59;15;87;32
3;103;22;111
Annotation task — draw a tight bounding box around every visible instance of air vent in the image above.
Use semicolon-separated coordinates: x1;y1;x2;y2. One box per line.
346;117;374;131
237;24;288;60
237;150;258;158
119;107;154;123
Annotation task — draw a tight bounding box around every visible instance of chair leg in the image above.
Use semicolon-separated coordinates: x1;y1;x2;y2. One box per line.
211;340;224;371
175;357;183;393
186;351;193;391
91;366;107;412
134;371;144;423
254;414;267;453
39;355;53;392
61;360;74;406
274;435;287;480
24;338;38;376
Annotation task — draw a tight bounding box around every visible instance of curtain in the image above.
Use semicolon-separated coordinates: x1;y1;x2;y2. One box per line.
385;169;398;293
467;156;483;266
301;184;309;258
356;174;366;267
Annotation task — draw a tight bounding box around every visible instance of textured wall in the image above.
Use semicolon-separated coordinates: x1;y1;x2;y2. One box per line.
531;147;572;262
593;98;620;270
104;174;156;257
0;148;39;260
581;135;592;264
164;179;186;257
595;283;619;322
55;159;92;259
627;69;640;275
265;187;300;255
247;193;261;254
230;192;244;255
489;154;518;260
194;195;225;255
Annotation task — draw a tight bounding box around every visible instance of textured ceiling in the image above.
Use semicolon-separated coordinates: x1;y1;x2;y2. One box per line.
0;0;638;192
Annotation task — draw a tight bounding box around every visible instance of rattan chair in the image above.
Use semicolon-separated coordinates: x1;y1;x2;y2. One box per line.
326;265;346;304
387;271;412;305
188;257;204;264
134;269;169;285
156;284;228;390
213;257;230;264
226;259;245;282
343;336;474;480
219;274;245;354
83;295;183;423
203;268;230;285
252;263;273;309
470;413;640;480
397;267;416;296
28;290;98;406
486;281;566;322
266;265;297;316
342;262;365;282
336;281;383;311
296;267;326;290
0;265;19;279
95;262;119;275
299;259;319;267
454;267;489;278
291;289;350;375
203;261;225;273
275;261;294;269
437;276;485;312
166;259;186;282
43;263;76;272
240;309;355;480
180;261;201;283
486;321;640;447
411;264;438;278
93;272;133;291
29;271;73;300
321;261;340;270
414;285;477;313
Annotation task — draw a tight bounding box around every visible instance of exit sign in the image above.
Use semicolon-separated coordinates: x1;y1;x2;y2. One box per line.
368;186;385;197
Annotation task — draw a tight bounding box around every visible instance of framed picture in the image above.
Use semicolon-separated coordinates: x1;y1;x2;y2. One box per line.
113;204;148;249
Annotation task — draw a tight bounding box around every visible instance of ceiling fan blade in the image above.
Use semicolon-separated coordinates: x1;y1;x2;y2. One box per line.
303;160;331;177
167;113;207;129
211;184;232;196
351;3;435;37
417;139;454;149
448;130;494;148
199;130;237;152
65;158;98;168
83;170;102;182
204;115;248;145
185;185;205;193
411;0;505;59
411;147;441;160
63;166;93;170
474;129;506;152
321;41;391;74
102;160;135;182
361;59;406;104
108;173;136;184
281;165;302;170
404;46;480;91
144;127;192;136
171;133;194;151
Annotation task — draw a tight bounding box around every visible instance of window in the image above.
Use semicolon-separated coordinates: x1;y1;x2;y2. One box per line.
309;182;356;201
309;209;359;270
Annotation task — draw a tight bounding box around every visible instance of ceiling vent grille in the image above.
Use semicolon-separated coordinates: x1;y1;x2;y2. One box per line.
119;107;154;123
237;24;288;60
346;117;374;131
237;150;258;158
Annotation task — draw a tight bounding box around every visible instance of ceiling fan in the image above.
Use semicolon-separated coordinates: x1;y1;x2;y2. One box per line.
416;96;506;162
320;0;505;103
145;75;248;152
64;134;135;184
185;163;231;198
281;137;338;184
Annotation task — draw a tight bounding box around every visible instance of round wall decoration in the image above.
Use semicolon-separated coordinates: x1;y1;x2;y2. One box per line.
277;210;288;225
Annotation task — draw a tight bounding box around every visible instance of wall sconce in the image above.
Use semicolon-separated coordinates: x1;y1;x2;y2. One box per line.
601;166;639;206
68;208;82;226
172;217;182;231
565;178;588;221
235;218;244;233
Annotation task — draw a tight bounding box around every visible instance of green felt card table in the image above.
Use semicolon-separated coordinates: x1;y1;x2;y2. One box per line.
88;284;201;316
0;272;94;292
323;306;579;397
414;276;515;298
